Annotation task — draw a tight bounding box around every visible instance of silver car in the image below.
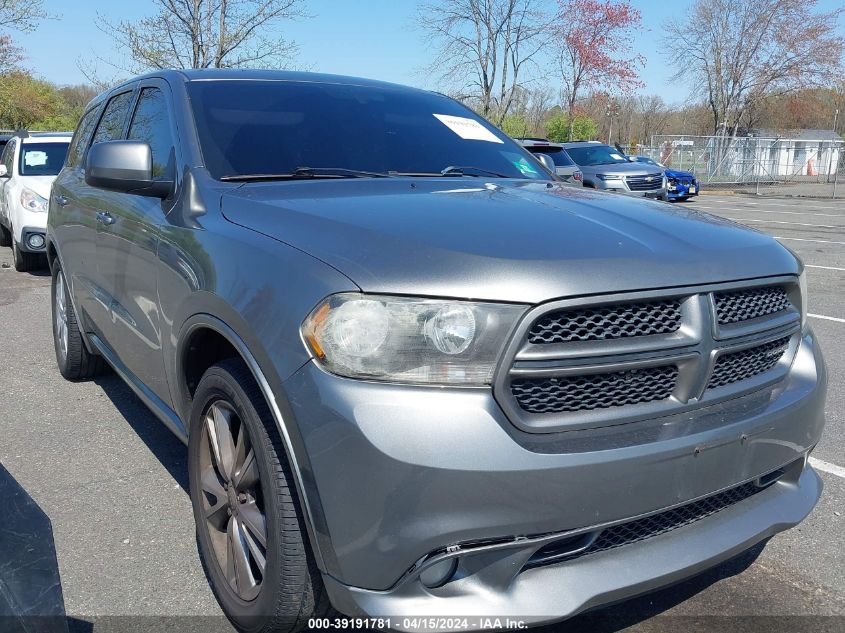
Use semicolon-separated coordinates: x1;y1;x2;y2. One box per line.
515;138;583;185
563;141;667;198
47;70;825;632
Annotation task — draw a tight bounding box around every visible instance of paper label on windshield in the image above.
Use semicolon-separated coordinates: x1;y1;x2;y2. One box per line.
24;151;47;166
609;153;624;161
433;114;503;143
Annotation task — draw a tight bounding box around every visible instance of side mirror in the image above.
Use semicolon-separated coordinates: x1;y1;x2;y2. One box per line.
0;164;7;178
532;152;556;174
85;140;172;198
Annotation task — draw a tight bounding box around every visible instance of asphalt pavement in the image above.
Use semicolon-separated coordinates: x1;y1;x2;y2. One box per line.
0;193;843;632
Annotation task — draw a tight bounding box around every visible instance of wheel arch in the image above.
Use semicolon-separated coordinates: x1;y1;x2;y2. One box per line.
176;313;336;575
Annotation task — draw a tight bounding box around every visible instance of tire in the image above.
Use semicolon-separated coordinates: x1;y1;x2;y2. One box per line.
51;262;106;380
0;223;10;247
12;231;40;272
188;359;331;633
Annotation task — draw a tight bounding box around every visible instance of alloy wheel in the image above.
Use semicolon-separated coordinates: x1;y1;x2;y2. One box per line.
199;400;268;601
54;272;68;362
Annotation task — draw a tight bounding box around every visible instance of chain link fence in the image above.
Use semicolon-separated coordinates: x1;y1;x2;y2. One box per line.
634;135;844;198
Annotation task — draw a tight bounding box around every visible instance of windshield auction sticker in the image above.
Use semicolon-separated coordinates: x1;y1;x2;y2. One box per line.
433;114;504;143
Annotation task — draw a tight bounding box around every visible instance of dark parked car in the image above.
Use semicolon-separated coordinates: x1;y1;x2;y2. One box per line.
47;70;825;633
630;154;699;200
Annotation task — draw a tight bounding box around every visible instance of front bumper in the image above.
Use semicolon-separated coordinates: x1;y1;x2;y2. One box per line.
283;330;825;619
668;180;699;199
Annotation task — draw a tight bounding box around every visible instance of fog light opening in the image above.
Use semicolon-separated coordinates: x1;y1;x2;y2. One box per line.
27;234;45;249
419;557;458;588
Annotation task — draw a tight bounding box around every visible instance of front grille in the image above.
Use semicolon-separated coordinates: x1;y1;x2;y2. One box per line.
511;365;678;414
527;299;682;344
626;174;663;191
707;336;791;389
714;286;791;324
527;479;766;568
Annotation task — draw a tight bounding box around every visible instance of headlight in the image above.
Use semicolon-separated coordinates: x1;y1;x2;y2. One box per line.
301;293;526;385
596;174;622;181
799;268;808;328
20;188;47;212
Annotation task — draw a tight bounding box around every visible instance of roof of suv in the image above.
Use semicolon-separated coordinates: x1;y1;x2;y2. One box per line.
561;141;604;148
516;139;565;149
19;133;72;143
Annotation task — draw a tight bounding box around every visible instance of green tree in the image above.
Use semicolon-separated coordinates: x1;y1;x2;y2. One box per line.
500;113;533;138
545;113;597;141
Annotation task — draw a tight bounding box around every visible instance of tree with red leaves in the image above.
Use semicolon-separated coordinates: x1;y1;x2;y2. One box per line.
554;0;644;140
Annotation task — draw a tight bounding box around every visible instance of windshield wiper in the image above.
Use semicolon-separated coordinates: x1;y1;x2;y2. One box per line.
220;166;392;182
388;165;511;178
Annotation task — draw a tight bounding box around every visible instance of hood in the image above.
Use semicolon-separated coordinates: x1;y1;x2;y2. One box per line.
221;179;798;304
19;175;56;199
665;168;695;179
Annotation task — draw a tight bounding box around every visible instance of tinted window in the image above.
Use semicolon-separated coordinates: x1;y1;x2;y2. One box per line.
67;106;102;168
531;146;575;166
128;88;175;178
187;80;547;180
3;139;16;173
19;142;70;176
92;91;133;144
565;145;630;167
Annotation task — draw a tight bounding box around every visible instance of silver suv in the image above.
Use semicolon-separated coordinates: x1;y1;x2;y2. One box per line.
563;140;667;198
48;70;825;632
515;138;583;185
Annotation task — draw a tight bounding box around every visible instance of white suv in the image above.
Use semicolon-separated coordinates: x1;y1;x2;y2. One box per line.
0;132;72;271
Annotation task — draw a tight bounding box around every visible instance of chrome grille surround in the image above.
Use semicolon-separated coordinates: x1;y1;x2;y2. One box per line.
494;277;802;433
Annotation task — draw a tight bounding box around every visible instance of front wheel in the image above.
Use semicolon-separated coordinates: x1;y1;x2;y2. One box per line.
188;359;331;633
0;223;10;247
12;231;40;272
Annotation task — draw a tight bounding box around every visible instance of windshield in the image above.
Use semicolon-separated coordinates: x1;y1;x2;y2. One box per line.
529;146;575;166
187;80;547;181
19;142;69;176
565;144;630;167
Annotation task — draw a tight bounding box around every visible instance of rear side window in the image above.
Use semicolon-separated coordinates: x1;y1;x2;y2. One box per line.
67;106;102;168
3;139;16;173
531;147;575;167
128;87;175;178
92;91;134;144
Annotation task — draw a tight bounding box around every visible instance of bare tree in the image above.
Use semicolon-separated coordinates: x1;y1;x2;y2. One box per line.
637;95;672;145
0;0;50;71
0;0;48;32
417;0;547;124
98;0;308;72
664;0;845;137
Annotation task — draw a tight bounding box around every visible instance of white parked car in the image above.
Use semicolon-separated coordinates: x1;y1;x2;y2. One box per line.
0;132;72;271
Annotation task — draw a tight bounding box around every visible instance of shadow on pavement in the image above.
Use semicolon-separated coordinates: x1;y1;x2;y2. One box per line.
92;373;189;492
0;464;67;633
546;541;766;632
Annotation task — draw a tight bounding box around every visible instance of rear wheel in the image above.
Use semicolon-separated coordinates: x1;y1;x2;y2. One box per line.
188;359;331;633
0;223;10;247
51;263;105;380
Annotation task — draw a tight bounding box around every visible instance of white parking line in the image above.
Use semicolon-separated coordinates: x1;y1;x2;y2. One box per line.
809;457;845;479
809;313;845;323
806;264;845;271
707;208;845;218
774;236;845;245
733;218;842;229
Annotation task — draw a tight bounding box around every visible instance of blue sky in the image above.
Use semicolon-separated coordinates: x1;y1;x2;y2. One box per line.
11;0;845;106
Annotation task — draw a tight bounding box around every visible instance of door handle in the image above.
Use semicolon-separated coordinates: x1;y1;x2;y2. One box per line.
96;211;115;226
54;194;69;207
